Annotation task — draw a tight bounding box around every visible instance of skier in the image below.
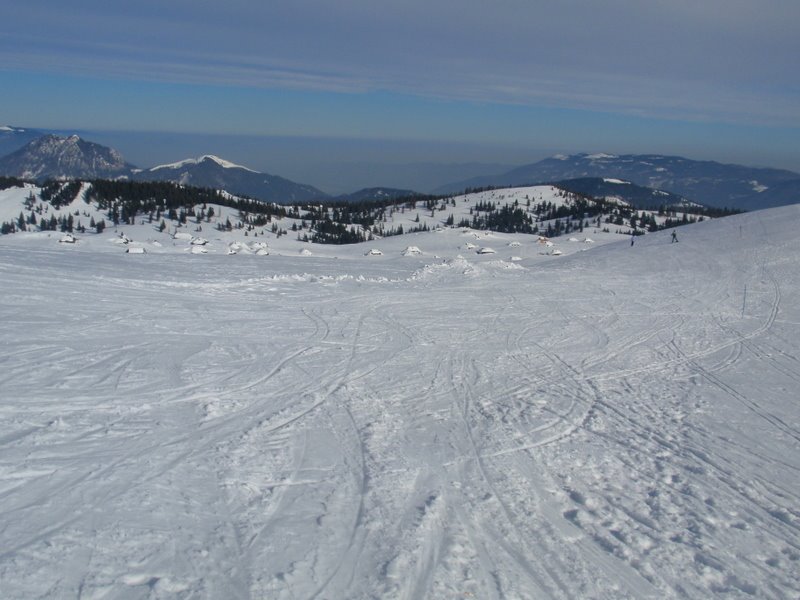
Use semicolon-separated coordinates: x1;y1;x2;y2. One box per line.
630;234;635;247
671;231;678;243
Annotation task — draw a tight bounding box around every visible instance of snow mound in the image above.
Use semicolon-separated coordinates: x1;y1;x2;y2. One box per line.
402;246;422;256
483;259;525;271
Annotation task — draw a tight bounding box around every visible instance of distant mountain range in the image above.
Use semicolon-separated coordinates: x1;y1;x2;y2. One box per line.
436;153;800;210
0;134;325;204
1;131;798;210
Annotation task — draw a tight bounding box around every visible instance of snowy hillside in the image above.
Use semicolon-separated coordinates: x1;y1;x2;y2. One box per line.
1;191;798;597
0;180;710;252
0;182;627;254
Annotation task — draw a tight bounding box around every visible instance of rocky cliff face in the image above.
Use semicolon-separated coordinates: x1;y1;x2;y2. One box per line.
0;134;135;181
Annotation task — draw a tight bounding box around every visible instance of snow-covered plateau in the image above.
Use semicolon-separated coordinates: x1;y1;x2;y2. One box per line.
1;202;798;599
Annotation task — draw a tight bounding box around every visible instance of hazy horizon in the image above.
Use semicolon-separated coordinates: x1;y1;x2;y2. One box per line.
5;125;799;195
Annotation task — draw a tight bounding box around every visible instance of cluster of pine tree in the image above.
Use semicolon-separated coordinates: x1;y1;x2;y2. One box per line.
0;210;96;234
40;181;83;208
460;204;536;233
0;178;30;233
311;221;372;244
0;176;26;191
454;191;598;235
86;180;288;227
295;193;440;243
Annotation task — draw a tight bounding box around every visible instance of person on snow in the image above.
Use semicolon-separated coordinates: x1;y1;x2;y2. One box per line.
671;231;678;243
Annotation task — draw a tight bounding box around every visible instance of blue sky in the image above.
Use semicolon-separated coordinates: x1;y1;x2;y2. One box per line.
2;0;799;188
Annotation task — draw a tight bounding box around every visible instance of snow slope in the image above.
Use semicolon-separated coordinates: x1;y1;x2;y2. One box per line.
0;182;629;258
0;206;798;598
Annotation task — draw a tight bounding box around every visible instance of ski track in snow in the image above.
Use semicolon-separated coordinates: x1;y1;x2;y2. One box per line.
1;207;799;598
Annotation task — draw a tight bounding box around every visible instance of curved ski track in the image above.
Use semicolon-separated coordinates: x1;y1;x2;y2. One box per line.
1;210;799;598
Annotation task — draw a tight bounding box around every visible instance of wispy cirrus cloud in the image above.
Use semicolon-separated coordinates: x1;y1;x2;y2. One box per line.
3;0;799;126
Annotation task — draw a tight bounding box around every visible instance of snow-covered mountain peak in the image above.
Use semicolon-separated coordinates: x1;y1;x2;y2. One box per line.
135;155;325;203
150;155;256;172
202;155;255;171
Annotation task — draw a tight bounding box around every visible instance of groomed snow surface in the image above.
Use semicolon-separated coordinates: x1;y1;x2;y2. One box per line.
1;206;799;599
